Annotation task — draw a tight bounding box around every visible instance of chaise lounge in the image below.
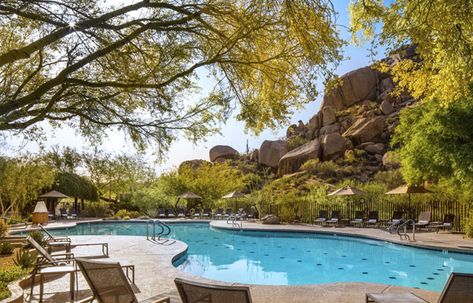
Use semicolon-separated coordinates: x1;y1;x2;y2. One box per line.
175;277;252;303
366;272;473;303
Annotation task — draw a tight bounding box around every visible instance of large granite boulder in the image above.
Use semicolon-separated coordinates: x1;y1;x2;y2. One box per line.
209;145;238;162
319;123;340;136
261;215;280;225
178;159;211;173
322;66;378;110
379;100;395;115
343;116;385;145
364;143;385;155
321;133;352;160
322;106;337;126
259;140;289;168
278;139;321;176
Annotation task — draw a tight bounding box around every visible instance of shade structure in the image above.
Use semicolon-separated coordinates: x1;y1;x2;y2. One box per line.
385;184;431;219
386;185;432;195
222;191;246;199
328;185;366;196
177;192;202;199
39;190;69;199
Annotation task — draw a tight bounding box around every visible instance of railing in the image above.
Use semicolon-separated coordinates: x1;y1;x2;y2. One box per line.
396;219;416;241
146;219;175;245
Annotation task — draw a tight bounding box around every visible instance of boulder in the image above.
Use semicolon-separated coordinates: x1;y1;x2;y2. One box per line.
295;120;307;136
321;133;352;160
249;149;259;162
209;145;238;162
178;159;211;173
379;100;395;115
286;124;297;138
319;123;340;136
278;139;321;176
364;143;385;155
322;106;337;126
259;140;289;168
322;66;378;111
343;116;386;145
380;77;394;92
308;113;321;130
261;215;280;225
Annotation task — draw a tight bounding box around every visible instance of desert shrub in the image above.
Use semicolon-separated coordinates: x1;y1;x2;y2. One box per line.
301;159;338;177
465;212;473;238
85;202;109;217
114;209;140;219
0;221;8;238
0;266;29;300
13;248;37;269
28;230;45;247
0;243;14;255
287;136;308;151
6;214;24;225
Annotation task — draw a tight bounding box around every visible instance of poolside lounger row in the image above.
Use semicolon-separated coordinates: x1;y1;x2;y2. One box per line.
315;210;378;227
156;207;256;220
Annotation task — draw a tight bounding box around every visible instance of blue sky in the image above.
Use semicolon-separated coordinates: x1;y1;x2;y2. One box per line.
2;1;387;173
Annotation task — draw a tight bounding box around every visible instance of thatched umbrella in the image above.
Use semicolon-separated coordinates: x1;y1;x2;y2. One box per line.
39;190;69;213
175;191;202;208
386;185;432;219
222;191;246;210
328;185;366;218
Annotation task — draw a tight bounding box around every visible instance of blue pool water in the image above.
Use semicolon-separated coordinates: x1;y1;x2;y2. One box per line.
40;222;473;291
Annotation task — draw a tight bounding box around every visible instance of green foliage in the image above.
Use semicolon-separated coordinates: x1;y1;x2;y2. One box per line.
0;266;29;300
349;0;473;104
300;159;338;178
114;209;140;220
0;1;343;154
287;136;308;151
0;156;55;216
13;248;37;269
0;220;8;238
6;214;24;225
0;243;14;255
132;184;172;217
393;92;473;184
373;169;404;190
84;202;109;218
55;172;99;201
465;212;473;238
28;231;45;247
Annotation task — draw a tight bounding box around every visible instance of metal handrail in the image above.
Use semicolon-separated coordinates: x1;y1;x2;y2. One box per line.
396;219;416;241
146;219;174;245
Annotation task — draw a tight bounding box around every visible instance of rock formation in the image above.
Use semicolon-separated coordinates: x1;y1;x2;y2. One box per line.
209;145;239;162
259;140;289;168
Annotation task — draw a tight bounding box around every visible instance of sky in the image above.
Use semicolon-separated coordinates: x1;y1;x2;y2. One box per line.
1;1;387;173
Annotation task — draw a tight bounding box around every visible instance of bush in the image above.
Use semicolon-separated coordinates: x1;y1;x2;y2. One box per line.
465;212;473;238
13;248;37;269
0;243;14;255
0;266;29;300
0;221;8;238
287;136;308;151
85;203;109;217
6;214;24;225
300;159;338;177
114;209;140;219
28;230;45;247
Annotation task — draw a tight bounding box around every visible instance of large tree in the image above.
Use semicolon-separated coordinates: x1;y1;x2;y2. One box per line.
0;0;343;155
349;0;473;104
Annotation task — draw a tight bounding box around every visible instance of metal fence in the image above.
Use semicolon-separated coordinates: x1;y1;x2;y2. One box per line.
260;197;470;232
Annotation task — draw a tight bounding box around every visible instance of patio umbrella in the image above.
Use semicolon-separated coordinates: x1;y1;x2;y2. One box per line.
386;185;432;219
39;190;69;213
328;186;366;219
222;191;246;210
175;191;202;208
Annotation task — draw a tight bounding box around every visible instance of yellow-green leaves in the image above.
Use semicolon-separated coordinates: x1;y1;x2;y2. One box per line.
349;0;473;104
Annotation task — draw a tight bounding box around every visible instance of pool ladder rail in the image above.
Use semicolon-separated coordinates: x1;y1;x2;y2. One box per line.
226;209;246;228
392;219;416;241
146;219;175;245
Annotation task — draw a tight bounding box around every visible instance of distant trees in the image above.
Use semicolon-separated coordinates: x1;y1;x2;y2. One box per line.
0;0;343;156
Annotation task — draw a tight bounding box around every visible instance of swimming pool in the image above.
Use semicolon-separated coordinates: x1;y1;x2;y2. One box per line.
40;221;473;291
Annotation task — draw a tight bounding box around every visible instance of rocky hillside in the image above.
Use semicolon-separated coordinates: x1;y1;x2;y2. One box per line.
180;47;418;184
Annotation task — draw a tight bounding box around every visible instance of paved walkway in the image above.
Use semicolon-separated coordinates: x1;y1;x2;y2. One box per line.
9;219;473;303
28;236;440;303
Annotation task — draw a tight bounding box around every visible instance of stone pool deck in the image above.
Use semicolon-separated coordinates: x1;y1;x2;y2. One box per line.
8;219;473;303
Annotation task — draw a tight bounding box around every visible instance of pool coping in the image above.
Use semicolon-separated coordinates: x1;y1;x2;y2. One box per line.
9;219;473;255
209;221;473;255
